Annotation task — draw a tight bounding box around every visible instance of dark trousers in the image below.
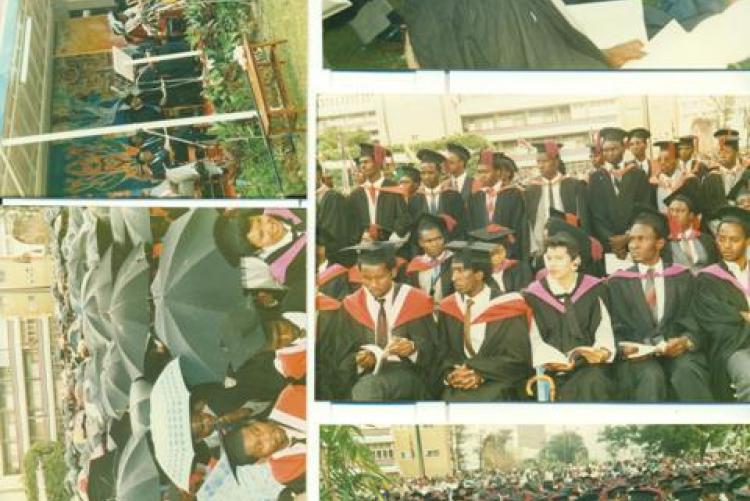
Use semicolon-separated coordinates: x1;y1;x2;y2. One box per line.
442;380;517;402
351;363;428;402
616;352;714;402
555;364;615;402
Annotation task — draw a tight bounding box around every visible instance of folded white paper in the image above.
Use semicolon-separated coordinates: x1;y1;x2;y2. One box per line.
565;0;647;49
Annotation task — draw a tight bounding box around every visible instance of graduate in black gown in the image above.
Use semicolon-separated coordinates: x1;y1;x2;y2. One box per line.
663;181;718;272
468;150;528;260
607;207;713;402
404;214;455;303
331;242;437;401
587;127;654;256
693;206;750;402
315;291;344;400
547;210;605;278
444;143;476;204
401;0;610;70
348;143;411;242
677;135;710;183
523;232;616;402
467;226;532;294
525;140;591;267
436;242;533;401
316;163;355;258
700;130;746;217
408;149;468;242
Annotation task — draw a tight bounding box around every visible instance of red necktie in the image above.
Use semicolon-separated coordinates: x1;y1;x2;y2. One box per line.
644;268;658;325
376;298;388;348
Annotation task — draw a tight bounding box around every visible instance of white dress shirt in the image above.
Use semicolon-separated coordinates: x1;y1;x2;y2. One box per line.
492;270;506;293
638;260;665;323
530;174;564;254
361;285;419;366
362;175;385;224
417;251;450;302
451;172;467;193
454;286;492;357
528;274;615;367
656;168;685;212
423;186;442;214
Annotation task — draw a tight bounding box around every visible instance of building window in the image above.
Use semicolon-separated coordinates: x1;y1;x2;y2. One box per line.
401;451;412;459
426;449;440;457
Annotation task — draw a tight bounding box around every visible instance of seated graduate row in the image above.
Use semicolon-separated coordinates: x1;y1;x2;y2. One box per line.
315;205;750;404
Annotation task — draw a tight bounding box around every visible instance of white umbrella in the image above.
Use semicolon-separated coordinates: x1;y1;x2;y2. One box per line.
197;450;284;501
150;357;194;491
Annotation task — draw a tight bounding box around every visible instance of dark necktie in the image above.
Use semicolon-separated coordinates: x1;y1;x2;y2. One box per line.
429;192;438;215
644;268;658;325
547;182;555;211
463;298;476;357
376;298;388;348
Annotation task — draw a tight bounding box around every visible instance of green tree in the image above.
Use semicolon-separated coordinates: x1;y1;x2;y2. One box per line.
320;426;392;501
540;431;589;464
23;441;67;501
317;128;373;161
599;425;736;458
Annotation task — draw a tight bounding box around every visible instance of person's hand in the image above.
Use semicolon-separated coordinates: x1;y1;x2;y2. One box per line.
386;337;416;358
662;336;694;358
361;231;373;243
356;350;376;371
603;40;646;68
544;362;575;373
740;311;750;323
448;366;482;390
609;234;630;259
571;346;611;364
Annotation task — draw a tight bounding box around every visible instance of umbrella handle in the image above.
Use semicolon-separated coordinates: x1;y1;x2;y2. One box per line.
525;374;556;402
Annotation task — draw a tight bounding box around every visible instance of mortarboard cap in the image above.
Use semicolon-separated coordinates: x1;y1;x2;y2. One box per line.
468;225;515;245
714;129;740;150
654;140;678;155
673;487;702;501
663;181;700;214
415;213;447;235
547;211;592;261
713;205;750;234
628;128;652;140
449;241;495;274
446;142;471;162
714;129;740;139
417;148;446;166
678;136;697;148
399;165;421;184
600;127;628;144
631;203;669;240
701;479;723;494
344;240;402;266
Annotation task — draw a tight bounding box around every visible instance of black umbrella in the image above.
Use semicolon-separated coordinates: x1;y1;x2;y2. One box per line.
86;450;117;501
83;210;113;271
109;244;151;379
110;207;153;247
116;433;161;501
151;209;264;385
80;249;115;353
101;345;132;420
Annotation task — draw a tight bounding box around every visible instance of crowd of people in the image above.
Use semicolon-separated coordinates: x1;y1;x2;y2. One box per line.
315;126;750;403
48;206;306;500
99;1;235;196
380;451;749;501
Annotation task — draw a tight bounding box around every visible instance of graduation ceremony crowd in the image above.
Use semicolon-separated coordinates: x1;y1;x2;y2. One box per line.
315;126;750;403
378;452;749;501
100;1;231;197
48;207;307;500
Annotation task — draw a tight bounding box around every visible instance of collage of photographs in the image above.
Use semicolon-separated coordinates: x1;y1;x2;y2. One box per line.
0;0;749;500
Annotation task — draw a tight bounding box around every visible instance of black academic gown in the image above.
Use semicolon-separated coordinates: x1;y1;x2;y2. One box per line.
693;263;750;401
318;188;356;258
349;180;411;240
667;231;717;272
700;171;729;218
408;189;468;242
587;165;654;252
468;187;528;259
315;293;344;400
404;254;455;301
333;284;437;401
524;176;592;236
402;0;608;70
523;275;615;401
436;289;533;401
607;263;713;402
489;261;533;294
317;264;354;300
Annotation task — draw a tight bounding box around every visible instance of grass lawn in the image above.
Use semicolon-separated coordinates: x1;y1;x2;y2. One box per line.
255;0;307;195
